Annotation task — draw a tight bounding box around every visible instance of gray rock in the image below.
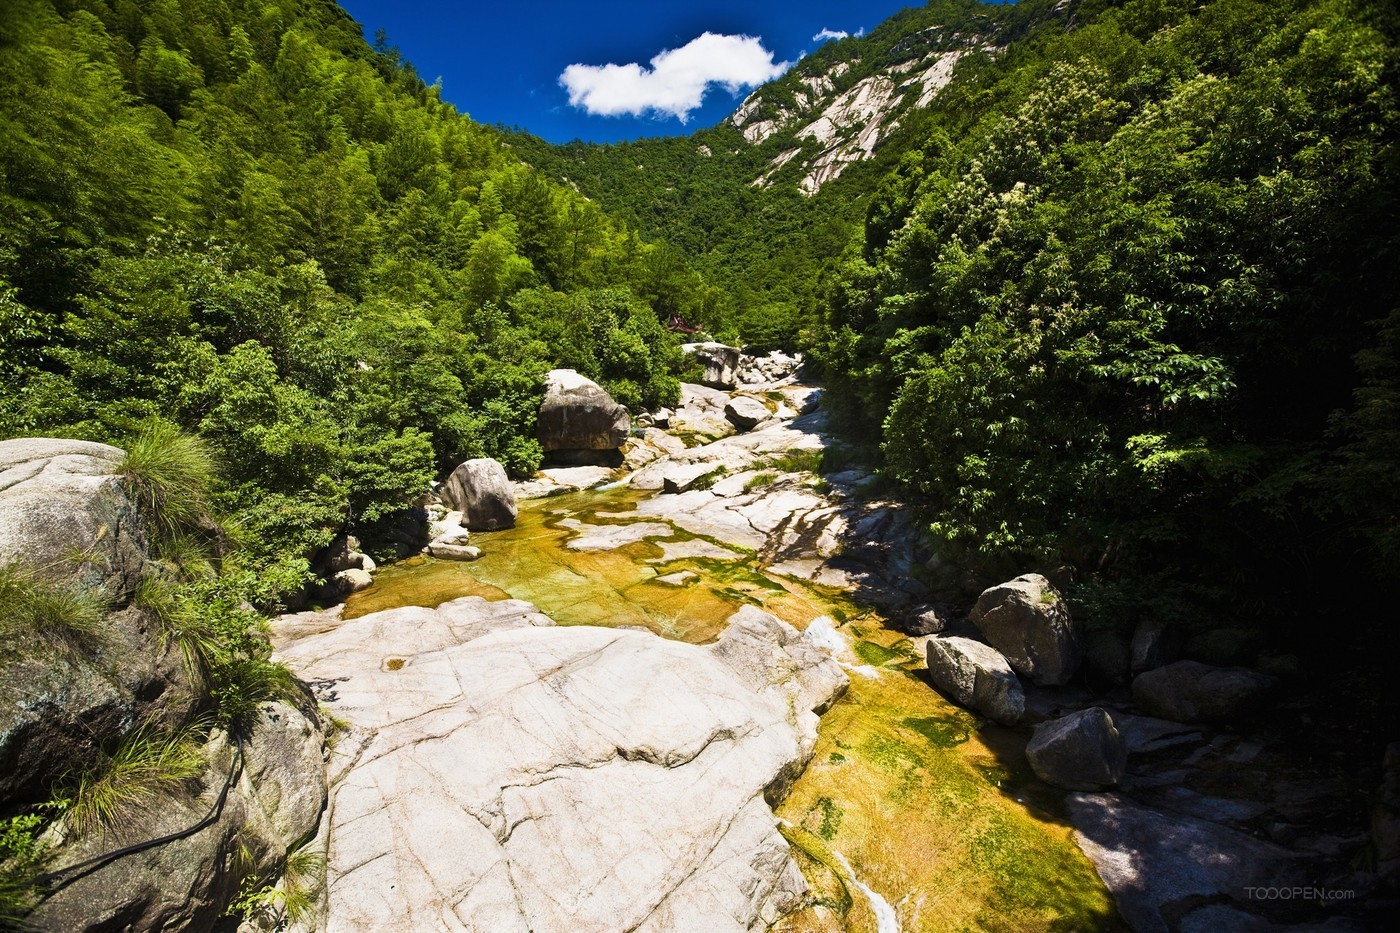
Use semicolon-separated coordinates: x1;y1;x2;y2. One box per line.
970;573;1081;685
1067;791;1299;933
0;437;148;595
441;457;518;530
924;636;1024;725
724;396;770;431
537;369;630;455
1131;619;1184;674
427;542;482;561
333;568;373;593
1025;708;1126;791
1132;660;1277;724
682;342;741;389
273;598;845;931
30;701;327;933
895;604;948;636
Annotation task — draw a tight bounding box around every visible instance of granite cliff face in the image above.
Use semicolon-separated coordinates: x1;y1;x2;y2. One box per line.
732;24;1002;194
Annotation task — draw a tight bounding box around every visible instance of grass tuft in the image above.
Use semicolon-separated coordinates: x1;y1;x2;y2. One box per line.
119;420;218;544
61;724;206;838
0;564;108;642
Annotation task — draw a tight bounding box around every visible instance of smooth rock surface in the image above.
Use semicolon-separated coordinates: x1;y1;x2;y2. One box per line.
725;396;770;431
1132;660;1277;724
924;636;1024;725
537;369;630;454
274;598;847;932
441;457;518;530
427;542;482;561
970;573;1080;685
1026;708;1127;791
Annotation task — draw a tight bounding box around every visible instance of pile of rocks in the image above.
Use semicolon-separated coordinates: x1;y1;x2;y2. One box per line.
737;348;802;385
425;456;518;560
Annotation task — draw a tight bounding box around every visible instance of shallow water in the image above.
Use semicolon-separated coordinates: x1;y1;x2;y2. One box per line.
344;488;1119;931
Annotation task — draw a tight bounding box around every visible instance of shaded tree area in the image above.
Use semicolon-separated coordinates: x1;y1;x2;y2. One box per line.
0;0;696;575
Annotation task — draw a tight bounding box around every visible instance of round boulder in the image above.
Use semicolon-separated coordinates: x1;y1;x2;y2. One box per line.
537;369;630;456
441;457;517;530
924;636;1024;725
970;573;1081;685
1131;660;1277;724
1025;707;1127;791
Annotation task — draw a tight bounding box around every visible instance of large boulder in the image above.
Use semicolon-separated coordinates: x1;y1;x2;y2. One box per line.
1131;660;1277;724
1025;707;1127;791
0;439;199;804
970;573;1081;685
0;437;149;595
441;457;518;530
682;342;741;389
537;369;630;458
30;700;327;932
1131;619;1184;674
924;636;1024;725
724;395;771;431
273;598;847;931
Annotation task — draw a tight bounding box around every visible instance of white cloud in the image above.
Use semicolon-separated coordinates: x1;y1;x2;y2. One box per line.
560;32;790;122
813;28;848;42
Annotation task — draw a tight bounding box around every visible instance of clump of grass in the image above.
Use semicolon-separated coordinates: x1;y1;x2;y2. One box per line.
743;472;776;492
764;448;825;475
61;724;206;838
690;464;728;491
119;420;218;544
0;564;108;642
132;576;217;677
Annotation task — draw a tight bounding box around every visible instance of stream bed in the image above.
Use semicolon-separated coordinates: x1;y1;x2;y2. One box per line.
343;487;1120;931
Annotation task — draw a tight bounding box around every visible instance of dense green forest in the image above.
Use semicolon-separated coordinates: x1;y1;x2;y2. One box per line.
806;0;1399;660
0;0;711;576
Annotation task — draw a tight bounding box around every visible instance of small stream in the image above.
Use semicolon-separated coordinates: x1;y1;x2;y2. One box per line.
347;486;1118;931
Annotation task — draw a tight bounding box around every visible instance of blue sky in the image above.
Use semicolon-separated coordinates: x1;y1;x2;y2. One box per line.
336;0;920;143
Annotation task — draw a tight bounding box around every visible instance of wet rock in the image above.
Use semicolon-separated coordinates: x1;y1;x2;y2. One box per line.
924;636;1024;725
333;568;374;593
1132;660;1277;724
682;341;741;389
558;518;672;551
1131;619;1184;674
970;573;1080;686
655;570;699;586
1067;791;1299;933
725;396;770;431
427;542;482;561
441;457;517;530
273;598;845;931
1025;708;1127;791
537;369;630;457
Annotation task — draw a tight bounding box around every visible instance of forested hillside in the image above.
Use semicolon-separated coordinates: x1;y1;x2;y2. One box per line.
512;0;1087;347
0;0;705;574
527;0;1399;694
